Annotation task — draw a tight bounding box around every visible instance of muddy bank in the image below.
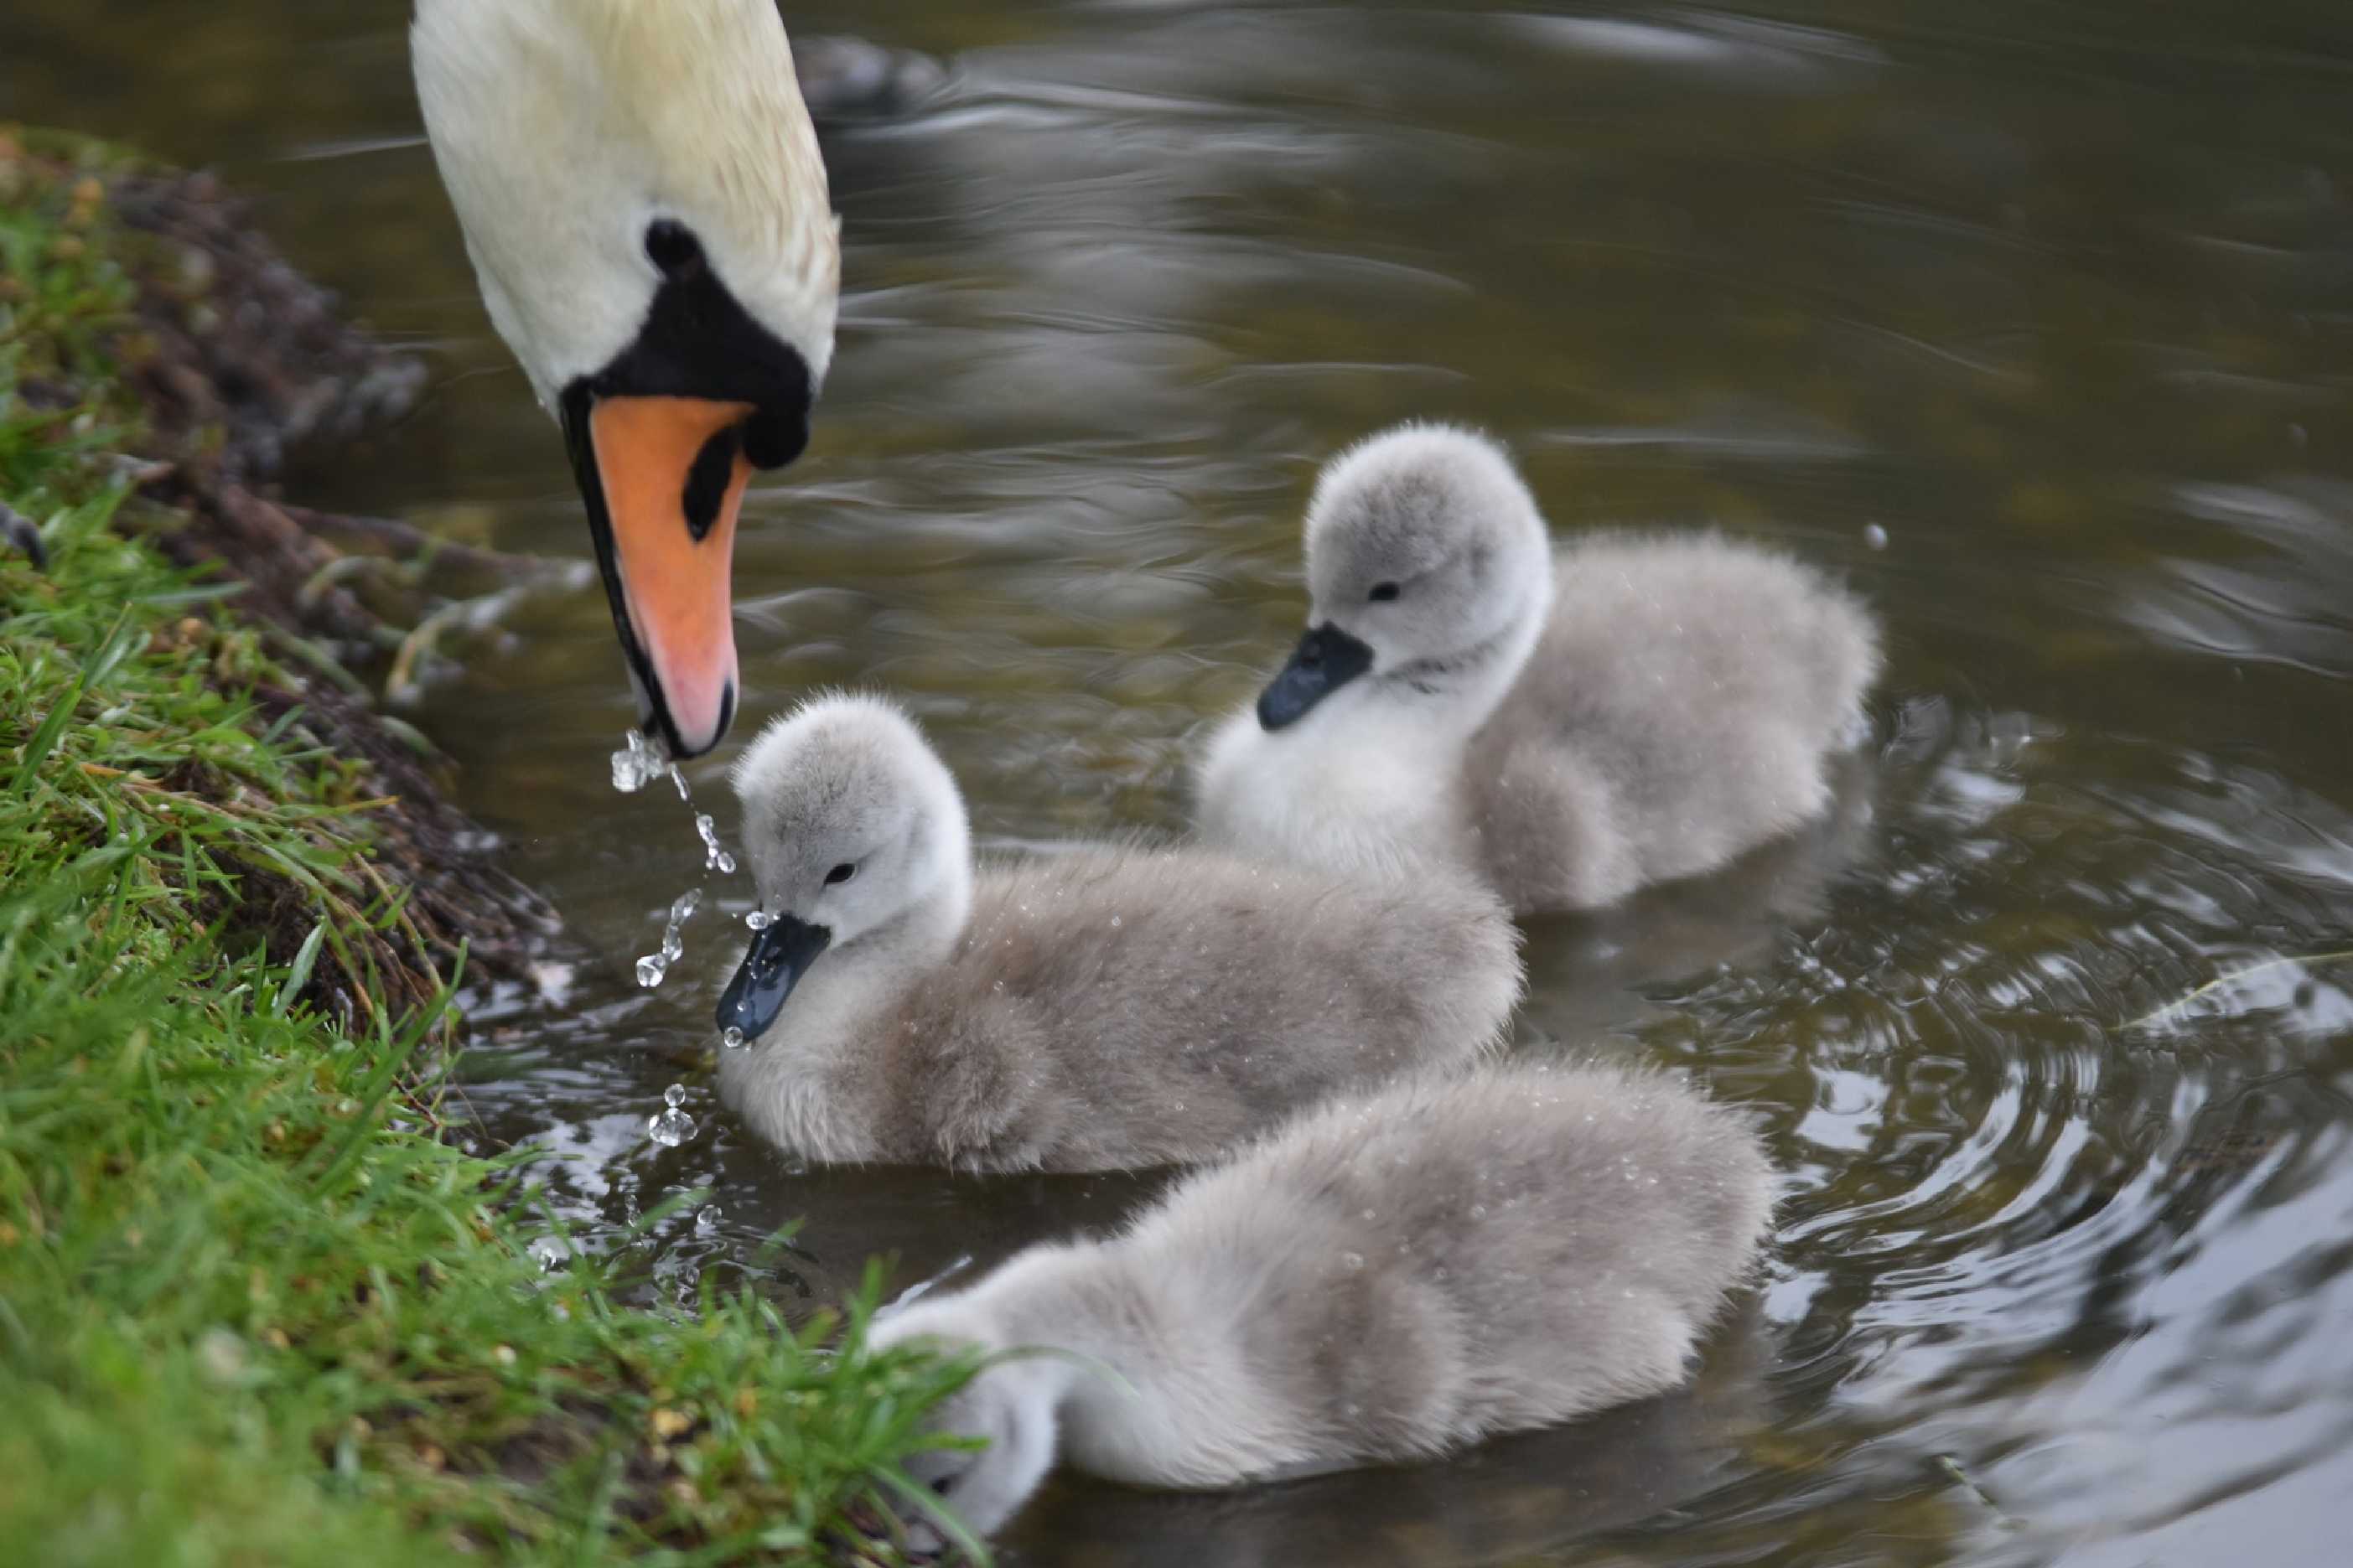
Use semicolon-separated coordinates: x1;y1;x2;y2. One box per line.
3;128;557;1014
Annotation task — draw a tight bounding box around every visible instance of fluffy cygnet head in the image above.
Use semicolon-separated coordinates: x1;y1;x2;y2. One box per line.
717;694;972;1040
1257;423;1554;732
903;1364;1064;1545
869;1301;1071;1546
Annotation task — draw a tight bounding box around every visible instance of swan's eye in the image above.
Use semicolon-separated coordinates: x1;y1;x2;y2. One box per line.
1368;582;1402;603
644;220;706;280
824;863;858;887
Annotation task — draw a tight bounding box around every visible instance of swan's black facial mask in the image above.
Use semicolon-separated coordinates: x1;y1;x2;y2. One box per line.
558;220;816;760
1257;622;1376;731
717;915;833;1040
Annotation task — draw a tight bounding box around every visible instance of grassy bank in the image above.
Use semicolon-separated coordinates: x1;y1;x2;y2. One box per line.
1;133;967;1565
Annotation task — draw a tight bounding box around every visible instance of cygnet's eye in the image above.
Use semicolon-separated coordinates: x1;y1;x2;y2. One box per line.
825;862;858;887
1368;582;1402;603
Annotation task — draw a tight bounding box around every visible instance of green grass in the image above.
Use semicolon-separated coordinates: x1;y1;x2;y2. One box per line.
2;132;975;1566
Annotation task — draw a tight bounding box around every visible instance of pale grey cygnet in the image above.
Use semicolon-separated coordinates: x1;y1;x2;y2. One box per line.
1196;422;1883;913
714;693;1521;1172
868;1061;1775;1542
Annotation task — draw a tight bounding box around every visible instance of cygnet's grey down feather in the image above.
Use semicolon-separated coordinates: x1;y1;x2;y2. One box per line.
716;693;1522;1172
1196;422;1883;913
869;1062;1775;1542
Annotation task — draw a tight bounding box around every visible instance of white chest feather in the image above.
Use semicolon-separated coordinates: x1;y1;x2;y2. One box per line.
713;969;894;1162
1195;703;1471;886
716;1044;868;1162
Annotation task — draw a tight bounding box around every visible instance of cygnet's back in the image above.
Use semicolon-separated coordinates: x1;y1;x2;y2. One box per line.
1471;530;1879;911
1195;422;1881;913
871;1063;1775;1540
716;695;1521;1172
833;845;1520;1169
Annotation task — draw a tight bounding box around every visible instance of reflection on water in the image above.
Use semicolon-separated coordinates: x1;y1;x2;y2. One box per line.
9;2;2353;1563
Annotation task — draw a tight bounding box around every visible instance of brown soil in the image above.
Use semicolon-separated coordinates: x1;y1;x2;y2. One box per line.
92;156;562;1007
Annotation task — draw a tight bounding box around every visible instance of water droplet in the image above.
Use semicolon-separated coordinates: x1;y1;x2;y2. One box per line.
1469;1203;1489;1220
1863;522;1889;551
648;1084;697;1146
745;910;770;931
663;891;700;960
638;890;702;984
696;813;737;874
609;730;667;794
1110;914;1123;929
721;1026;747;1051
1342;1252;1365;1270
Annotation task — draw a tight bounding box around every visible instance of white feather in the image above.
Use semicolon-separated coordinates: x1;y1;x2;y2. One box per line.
412;0;839;407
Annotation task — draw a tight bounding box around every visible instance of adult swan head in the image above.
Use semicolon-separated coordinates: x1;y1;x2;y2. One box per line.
412;0;840;758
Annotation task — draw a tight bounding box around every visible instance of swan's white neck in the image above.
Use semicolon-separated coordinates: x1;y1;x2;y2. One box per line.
412;0;837;405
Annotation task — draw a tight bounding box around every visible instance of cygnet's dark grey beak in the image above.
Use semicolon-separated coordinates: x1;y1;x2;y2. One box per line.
1257;622;1375;731
716;914;832;1040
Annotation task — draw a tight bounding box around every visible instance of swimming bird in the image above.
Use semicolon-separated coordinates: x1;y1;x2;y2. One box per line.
868;1061;1775;1542
412;0;838;758
713;694;1521;1172
1195;423;1881;913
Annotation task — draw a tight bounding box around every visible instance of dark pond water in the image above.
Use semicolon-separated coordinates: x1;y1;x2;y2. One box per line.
8;2;2353;1562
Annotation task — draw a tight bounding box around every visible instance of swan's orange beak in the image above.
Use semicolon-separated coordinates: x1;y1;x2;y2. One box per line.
582;396;754;758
